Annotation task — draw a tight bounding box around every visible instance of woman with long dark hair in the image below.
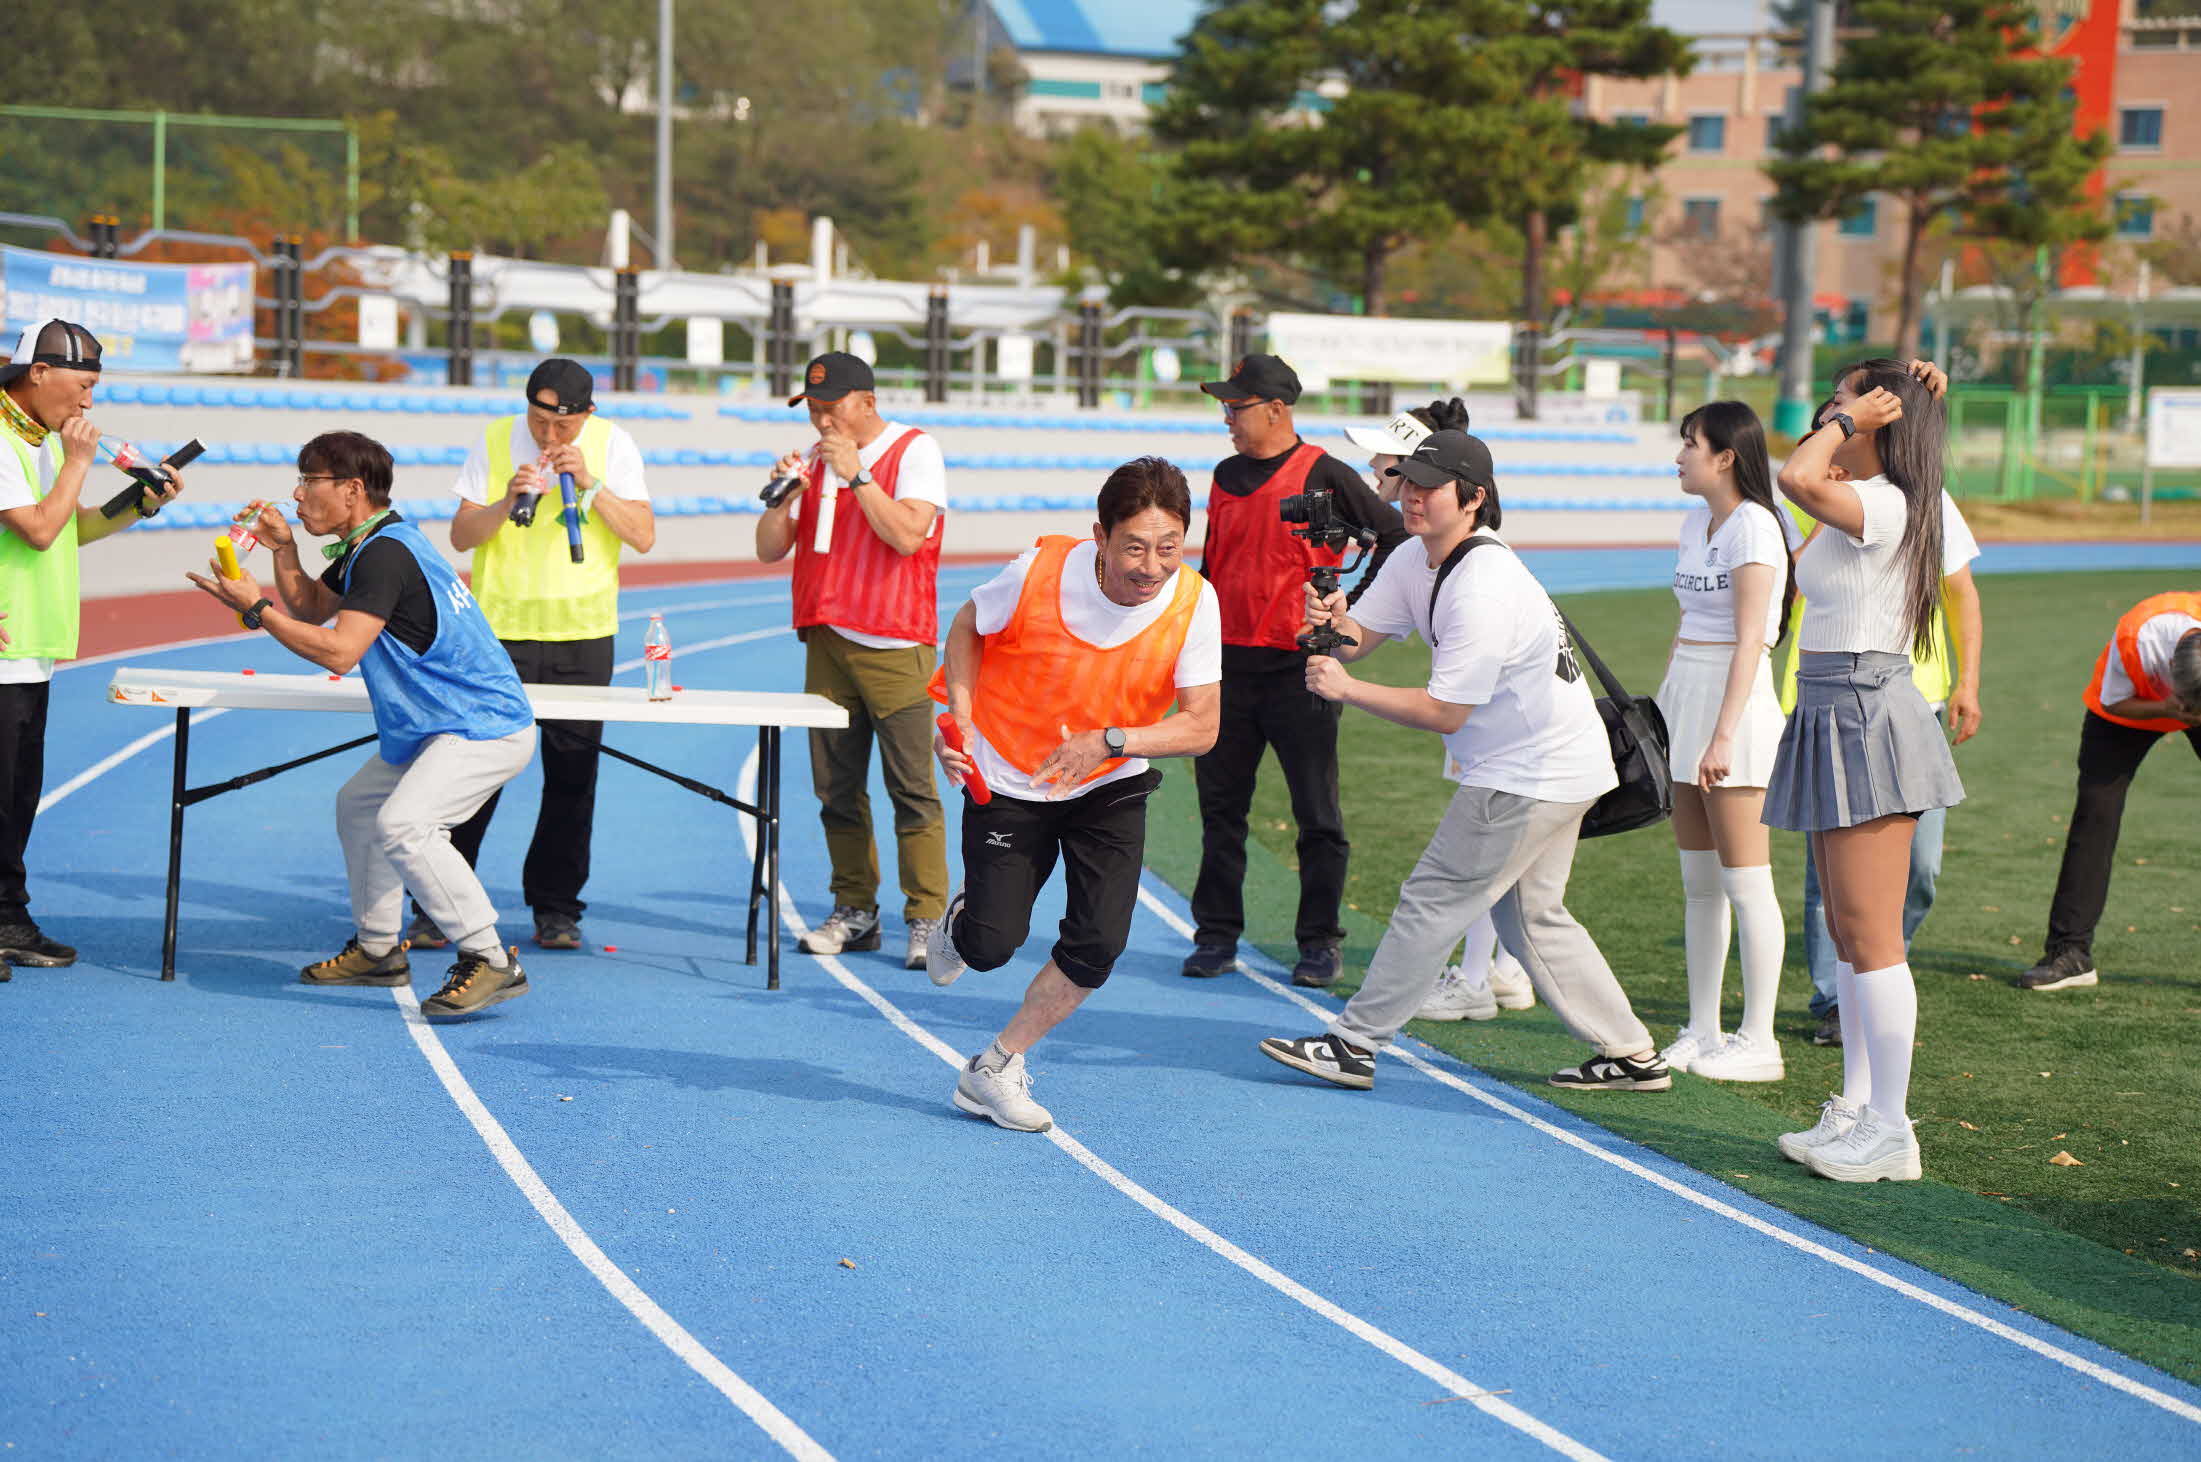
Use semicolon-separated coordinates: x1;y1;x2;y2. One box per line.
1767;358;1962;1182
1655;401;1796;1082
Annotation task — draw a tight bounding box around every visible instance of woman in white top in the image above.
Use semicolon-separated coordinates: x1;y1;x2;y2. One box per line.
1767;358;1965;1184
1655;402;1795;1083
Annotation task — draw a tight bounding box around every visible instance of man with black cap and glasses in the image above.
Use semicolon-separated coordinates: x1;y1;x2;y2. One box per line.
1183;352;1406;988
409;358;656;954
757;351;950;969
1258;428;1672;1094
0;320;188;972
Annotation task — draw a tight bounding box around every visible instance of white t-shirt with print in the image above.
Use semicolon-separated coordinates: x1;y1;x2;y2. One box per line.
1350;529;1617;805
452;416;652;509
1672;500;1791;648
963;539;1221;802
0;436;62;683
800;422;948;651
2101;612;2201;705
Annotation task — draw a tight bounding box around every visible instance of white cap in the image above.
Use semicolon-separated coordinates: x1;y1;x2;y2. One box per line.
1342;410;1433;458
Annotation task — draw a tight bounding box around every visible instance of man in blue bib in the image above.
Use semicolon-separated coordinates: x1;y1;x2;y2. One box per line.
188;431;537;1016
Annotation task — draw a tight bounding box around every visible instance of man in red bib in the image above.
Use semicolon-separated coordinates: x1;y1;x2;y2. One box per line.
759;352;951;970
1186;354;1405;988
926;457;1223;1132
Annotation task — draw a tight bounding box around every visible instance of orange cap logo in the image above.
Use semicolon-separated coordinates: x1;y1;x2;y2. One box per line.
1232;358;1246;376
808;362;826;385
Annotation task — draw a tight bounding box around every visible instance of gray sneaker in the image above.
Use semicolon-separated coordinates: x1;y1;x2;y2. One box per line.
1810;1007;1843;1047
404;910;450;951
798;905;880;955
905;918;940;971
953;1047;1052;1132
925;893;967;987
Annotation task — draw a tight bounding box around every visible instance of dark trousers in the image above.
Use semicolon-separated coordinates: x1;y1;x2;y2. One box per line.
1191;665;1348;951
418;635;614;921
2044;710;2201;960
0;679;50;922
952;769;1161;989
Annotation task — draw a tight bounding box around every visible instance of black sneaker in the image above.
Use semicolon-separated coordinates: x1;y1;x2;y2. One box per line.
300;938;411;987
0;922;77;967
2019;948;2098;992
421;949;529;1017
1258;1032;1376;1090
1810;1007;1842;1047
1292;945;1341;988
1179;942;1237;978
533;911;583;950
1549;1050;1672;1092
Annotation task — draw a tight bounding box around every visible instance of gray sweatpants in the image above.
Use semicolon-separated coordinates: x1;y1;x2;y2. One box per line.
336;728;537;956
1332;784;1652;1058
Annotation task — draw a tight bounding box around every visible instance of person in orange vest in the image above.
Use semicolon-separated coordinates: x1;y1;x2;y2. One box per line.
925;457;1222;1132
2020;593;2201;991
1184;354;1406;989
758;352;951;970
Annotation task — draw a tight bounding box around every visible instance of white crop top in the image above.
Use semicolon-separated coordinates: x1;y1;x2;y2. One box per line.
1671;500;1790;648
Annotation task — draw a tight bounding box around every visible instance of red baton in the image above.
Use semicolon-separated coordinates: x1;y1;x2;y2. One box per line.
935;713;991;805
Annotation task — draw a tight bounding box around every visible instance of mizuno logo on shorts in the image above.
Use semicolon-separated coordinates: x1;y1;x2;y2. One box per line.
985;831;1013;848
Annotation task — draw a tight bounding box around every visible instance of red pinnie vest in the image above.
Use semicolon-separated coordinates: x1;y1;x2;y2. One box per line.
1202;442;1341;651
791;428;943;644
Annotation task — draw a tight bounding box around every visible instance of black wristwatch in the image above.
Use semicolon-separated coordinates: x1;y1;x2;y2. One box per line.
1103;726;1127;756
240;597;274;630
1825;412;1857;441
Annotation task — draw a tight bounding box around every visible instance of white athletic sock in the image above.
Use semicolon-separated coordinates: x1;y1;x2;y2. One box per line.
1718;864;1785;1045
1458;915;1500;980
458;933;504;963
1679;849;1730;1034
1853;963;1917;1129
1833;961;1870;1108
973;1038;1015;1074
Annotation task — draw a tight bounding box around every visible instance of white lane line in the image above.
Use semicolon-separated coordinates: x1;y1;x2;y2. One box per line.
614;626;792;675
388;983;834;1461
1132;881;2201;1427
618;592;790;621
39;708;229;815
736;752;1605;1461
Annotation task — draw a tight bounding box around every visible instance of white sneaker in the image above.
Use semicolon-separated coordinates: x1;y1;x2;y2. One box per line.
1804;1108;1921;1182
953;1047;1053;1132
925;893;967;987
1778;1095;1860;1163
798;905;880;955
1488;953;1535;1010
1416;964;1498;1022
1659;1025;1721;1074
1689;1030;1785;1083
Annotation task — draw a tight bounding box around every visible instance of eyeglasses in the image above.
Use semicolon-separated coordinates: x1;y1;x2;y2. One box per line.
294;474;349;489
1220;399;1271;421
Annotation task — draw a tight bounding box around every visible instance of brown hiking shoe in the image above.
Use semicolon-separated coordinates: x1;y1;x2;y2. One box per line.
300;938;411;987
420;948;529;1017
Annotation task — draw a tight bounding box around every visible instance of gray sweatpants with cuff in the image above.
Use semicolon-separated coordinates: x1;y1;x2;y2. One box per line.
1331;784;1652;1058
337;728;537;957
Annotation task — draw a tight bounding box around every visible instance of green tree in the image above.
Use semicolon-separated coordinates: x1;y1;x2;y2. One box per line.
1768;0;2111;360
1050;128;1205;308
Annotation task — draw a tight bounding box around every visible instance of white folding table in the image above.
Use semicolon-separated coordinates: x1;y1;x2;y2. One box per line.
106;668;848;988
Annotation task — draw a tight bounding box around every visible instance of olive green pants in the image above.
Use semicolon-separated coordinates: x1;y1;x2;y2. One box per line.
804;627;949;921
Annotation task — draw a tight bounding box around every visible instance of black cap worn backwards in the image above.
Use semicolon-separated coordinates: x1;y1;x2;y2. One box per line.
525;358;595;414
0;320;102;387
1199;353;1302;405
1387;428;1497;492
788;351;875;408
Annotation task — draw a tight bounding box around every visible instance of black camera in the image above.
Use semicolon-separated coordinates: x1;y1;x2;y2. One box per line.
1279;484;1377;656
759;472;803;510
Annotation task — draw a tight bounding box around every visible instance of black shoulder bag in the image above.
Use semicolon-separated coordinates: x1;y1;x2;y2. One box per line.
1428;536;1672;839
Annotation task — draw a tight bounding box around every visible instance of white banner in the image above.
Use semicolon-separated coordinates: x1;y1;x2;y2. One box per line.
2146;389;2201;469
686;316;725;366
1264;312;1514;387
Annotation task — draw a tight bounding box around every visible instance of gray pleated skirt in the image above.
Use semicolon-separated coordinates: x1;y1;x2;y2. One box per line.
1763;651;1965;831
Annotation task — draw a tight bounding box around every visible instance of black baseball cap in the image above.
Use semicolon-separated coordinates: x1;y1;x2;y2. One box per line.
789;351;874;408
1388;429;1497;492
1;320;102;387
1200;353;1301;405
525;358;595;414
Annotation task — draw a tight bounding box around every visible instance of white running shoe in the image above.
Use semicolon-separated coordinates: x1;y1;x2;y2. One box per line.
1659;1025;1722;1074
953;1048;1053;1132
1778;1095;1861;1163
798;905;880;955
1488;953;1535;1010
1804;1109;1921;1182
1689;1030;1786;1083
925;893;967;988
1416;964;1498;1022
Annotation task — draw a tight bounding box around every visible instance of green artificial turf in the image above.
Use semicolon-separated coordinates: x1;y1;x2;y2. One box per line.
1143;567;2201;1382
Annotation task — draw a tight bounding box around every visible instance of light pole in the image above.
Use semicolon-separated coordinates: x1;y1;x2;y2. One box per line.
1774;0;1834;437
655;0;675;269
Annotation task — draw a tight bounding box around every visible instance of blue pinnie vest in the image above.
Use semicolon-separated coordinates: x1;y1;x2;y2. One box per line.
340;518;534;764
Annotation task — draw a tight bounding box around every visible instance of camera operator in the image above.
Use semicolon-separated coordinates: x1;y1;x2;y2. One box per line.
1259;429;1671;1094
0;320;187;972
424;359;655;953
756;351;950;969
1184;354;1406;988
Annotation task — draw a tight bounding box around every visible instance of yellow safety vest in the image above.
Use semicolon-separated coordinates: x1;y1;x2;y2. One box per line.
1777;500;1954;712
473;414;623;641
0;432;79;662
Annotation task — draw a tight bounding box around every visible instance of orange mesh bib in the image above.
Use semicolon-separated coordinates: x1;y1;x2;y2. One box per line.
2083;591;2201;732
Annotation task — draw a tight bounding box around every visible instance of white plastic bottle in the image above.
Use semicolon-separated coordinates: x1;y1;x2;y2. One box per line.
644;613;673;701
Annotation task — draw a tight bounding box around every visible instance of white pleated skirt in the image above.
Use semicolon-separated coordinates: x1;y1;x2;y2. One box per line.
1653;642;1789;790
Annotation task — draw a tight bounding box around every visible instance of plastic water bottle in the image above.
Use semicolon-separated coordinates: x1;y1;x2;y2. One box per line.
644;613;673;701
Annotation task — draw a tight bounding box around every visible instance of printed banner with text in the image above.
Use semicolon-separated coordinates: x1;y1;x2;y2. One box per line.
1;245;254;374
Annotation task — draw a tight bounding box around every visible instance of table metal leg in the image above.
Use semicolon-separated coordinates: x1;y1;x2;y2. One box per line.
745;726;765;967
766;726;781;992
161;709;188;981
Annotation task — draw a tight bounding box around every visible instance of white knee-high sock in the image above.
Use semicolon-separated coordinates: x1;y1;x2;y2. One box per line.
1458;914;1500;979
1679;849;1730;1034
1853;963;1917;1128
1833;961;1870;1108
1717;864;1784;1045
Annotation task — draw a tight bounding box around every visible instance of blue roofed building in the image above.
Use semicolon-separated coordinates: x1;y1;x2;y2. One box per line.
973;0;1201;135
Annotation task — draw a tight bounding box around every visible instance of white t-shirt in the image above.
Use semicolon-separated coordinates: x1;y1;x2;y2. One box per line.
964;539;1221;801
802;423;948;651
1672;500;1790;648
0;436;62;683
1796;479;1978;654
1350;530;1617;805
453;417;652;509
2101;612;2201;705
